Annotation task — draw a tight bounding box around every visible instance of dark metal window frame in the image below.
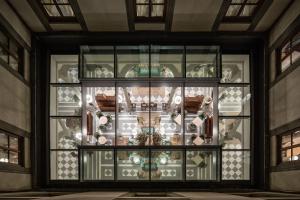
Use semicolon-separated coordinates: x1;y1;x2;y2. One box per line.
277;128;300;165
0;130;24;166
222;0;263;23
134;0;167;23
39;0;77;23
275;30;300;77
0;28;24;76
46;45;254;184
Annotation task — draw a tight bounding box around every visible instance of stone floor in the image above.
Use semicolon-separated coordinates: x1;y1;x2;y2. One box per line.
0;191;300;200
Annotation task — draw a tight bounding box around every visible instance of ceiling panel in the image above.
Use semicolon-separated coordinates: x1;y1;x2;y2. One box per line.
135;23;165;31
8;0;46;32
172;0;222;31
77;0;128;31
218;23;250;31
50;23;82;31
255;0;292;32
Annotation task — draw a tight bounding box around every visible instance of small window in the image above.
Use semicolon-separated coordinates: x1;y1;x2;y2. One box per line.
279;31;300;72
279;129;300;163
135;0;166;22
0;132;22;165
0;29;23;75
40;0;76;22
224;0;262;22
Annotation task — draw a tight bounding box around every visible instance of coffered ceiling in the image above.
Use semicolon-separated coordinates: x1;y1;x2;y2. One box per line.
5;0;297;32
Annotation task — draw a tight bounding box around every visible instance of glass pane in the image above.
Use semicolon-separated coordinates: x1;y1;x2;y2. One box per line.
9;41;19;58
82;46;114;79
222;151;250;180
9;151;18;164
150;86;182;145
186;46;218;78
218;86;251;116
0;47;8;63
82;150;114;180
117;150;149;180
50;117;81;149
151;5;164;17
221;55;250;83
0;133;8;148
281;149;292;162
58;5;74;16
186;150;218;180
281;41;291;72
0;149;8;163
50;55;79;83
219;118;250;149
0;30;8;47
84;87;115;145
117;46;149;78
185;87;215;145
281;134;291;149
117;85;150;146
50;150;78;180
50;86;82;116
151;150;183;180
9;56;18;71
151;45;183;77
152;0;164;3
291;32;300;65
9;137;18;151
226;5;241;16
293;130;300;146
231;0;244;3
292;147;300;161
55;0;69;3
136;0;149;3
43;5;61;16
240;5;256;16
137;5;149;17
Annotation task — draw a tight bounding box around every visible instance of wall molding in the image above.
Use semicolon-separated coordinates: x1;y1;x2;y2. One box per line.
0;163;31;174
0;119;30;138
270;118;300;136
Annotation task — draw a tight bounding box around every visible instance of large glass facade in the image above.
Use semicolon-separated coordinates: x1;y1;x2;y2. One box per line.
49;46;252;182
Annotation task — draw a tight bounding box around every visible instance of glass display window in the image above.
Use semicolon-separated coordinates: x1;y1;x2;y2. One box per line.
151;45;184;78
81;46;114;79
82;150;114;180
117;46;149;78
186;46;219;78
83;85;116;145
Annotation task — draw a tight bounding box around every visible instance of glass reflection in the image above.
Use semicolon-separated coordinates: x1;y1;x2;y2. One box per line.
82;150;114;180
186;46;218;78
185;87;214;145
117;150;149;180
117;46;149;78
50;86;81;116
219;118;250;149
81;46;114;78
218;86;251;116
151;45;183;77
151;150;183;180
186;150;217;180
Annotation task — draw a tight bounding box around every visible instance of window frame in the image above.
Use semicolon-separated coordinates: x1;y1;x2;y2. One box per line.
0;131;24;166
0;28;24;76
39;0;77;23
276;30;300;76
222;0;263;23
134;0;167;23
278;128;300;164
